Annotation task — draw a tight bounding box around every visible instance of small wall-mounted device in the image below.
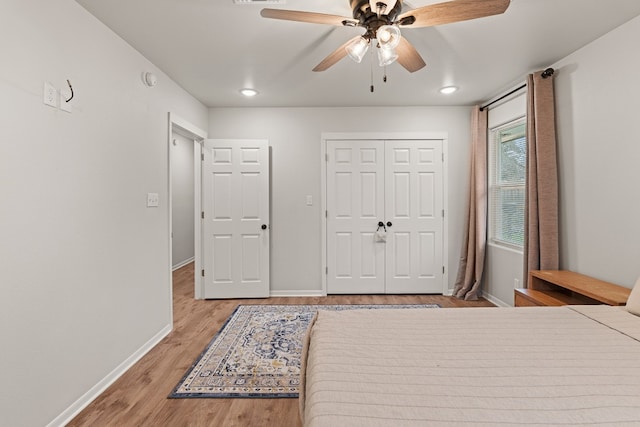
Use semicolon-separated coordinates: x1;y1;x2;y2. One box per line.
147;192;159;207
142;72;158;87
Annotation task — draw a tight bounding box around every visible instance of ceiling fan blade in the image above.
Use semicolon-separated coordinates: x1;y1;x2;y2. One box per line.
398;0;510;28
313;36;362;72
261;8;353;26
396;37;426;73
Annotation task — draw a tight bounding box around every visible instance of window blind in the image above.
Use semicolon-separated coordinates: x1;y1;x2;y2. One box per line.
489;120;526;248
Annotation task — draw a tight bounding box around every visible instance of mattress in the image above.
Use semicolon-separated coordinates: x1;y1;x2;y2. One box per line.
300;305;640;426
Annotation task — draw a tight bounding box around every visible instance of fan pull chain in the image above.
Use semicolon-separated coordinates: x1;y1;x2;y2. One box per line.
370;46;375;93
383;66;388;83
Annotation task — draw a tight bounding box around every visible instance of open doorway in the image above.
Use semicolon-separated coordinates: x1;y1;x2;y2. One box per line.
171;132;195;270
168;113;206;302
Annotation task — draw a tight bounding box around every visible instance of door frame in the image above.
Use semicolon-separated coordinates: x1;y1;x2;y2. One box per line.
168;113;207;302
320;132;449;296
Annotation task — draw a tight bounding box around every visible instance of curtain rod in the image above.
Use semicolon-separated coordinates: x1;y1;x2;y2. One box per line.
479;68;554;111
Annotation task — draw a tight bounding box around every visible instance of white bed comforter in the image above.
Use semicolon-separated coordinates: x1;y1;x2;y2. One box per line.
300;305;640;426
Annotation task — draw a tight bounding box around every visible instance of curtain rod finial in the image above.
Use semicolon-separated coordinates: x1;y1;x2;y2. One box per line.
541;68;555;78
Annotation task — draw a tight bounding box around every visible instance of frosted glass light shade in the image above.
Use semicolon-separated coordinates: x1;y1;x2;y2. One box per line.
377;46;398;66
346;37;370;63
377;25;401;49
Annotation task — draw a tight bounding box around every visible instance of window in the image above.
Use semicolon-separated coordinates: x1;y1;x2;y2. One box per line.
489;119;526;249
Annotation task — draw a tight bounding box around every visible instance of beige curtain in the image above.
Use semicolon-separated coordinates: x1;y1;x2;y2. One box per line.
453;106;488;300
524;69;559;284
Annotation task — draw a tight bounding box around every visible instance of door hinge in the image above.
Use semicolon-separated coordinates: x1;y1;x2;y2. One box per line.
442;209;445;218
325;210;328;218
443;266;445;274
325;153;328;162
325;266;328;275
201;211;205;219
201;153;204;161
442;152;444;162
201;269;205;277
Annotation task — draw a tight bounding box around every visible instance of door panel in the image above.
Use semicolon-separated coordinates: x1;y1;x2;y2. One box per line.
203;139;269;299
212;235;232;282
327;140;385;294
392;232;411;277
392;172;411;217
419;173;435;216
419;232;436;278
385;140;443;294
335;232;352;277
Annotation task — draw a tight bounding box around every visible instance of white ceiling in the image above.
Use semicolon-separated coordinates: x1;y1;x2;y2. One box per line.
75;0;640;108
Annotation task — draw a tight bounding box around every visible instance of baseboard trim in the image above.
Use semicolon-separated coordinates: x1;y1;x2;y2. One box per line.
445;287;510;307
172;257;195;271
269;290;325;297
47;323;172;427
482;292;511;307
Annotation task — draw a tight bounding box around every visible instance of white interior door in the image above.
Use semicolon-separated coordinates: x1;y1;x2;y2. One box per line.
326;140;385;294
385;140;443;293
202;139;269;299
326;139;444;295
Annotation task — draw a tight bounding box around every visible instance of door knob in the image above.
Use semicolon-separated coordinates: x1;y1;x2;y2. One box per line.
386;221;392;227
261;224;267;230
378;221;384;227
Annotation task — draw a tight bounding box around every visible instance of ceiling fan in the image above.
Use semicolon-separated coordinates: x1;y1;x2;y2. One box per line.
261;0;511;73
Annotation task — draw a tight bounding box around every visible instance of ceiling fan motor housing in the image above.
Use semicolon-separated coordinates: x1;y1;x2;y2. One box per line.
350;0;403;37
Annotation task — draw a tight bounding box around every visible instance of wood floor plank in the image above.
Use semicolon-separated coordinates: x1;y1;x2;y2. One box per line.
68;262;494;426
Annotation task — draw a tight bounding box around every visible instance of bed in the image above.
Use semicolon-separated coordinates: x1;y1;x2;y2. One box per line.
300;304;640;426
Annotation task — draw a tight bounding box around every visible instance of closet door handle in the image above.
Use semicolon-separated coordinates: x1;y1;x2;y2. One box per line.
261;224;267;230
386;221;392;227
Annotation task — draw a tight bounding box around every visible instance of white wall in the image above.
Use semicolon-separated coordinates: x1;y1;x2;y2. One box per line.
208;107;472;294
171;133;195;268
0;1;207;426
484;93;527;306
485;14;640;302
553;14;640;288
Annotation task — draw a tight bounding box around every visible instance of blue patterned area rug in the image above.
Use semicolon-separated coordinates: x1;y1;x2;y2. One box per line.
169;303;438;399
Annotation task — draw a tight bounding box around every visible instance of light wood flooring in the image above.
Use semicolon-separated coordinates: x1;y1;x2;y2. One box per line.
68;262;495;427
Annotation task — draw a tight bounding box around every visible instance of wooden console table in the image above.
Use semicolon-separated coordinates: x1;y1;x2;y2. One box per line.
514;270;631;307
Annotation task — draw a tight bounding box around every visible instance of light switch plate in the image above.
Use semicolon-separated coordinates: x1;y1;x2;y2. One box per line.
147;193;159;207
306;195;313;206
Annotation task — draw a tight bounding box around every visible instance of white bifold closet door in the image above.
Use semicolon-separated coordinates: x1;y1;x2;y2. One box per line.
326;139;444;294
202;139;270;299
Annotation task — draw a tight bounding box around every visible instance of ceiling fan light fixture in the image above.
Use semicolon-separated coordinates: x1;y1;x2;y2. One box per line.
240;88;259;97
376;25;401;49
377;46;398;67
346;36;370;63
261;0;511;75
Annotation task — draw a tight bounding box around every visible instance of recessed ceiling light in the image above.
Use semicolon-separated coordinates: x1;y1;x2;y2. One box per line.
240;88;258;97
439;86;458;95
